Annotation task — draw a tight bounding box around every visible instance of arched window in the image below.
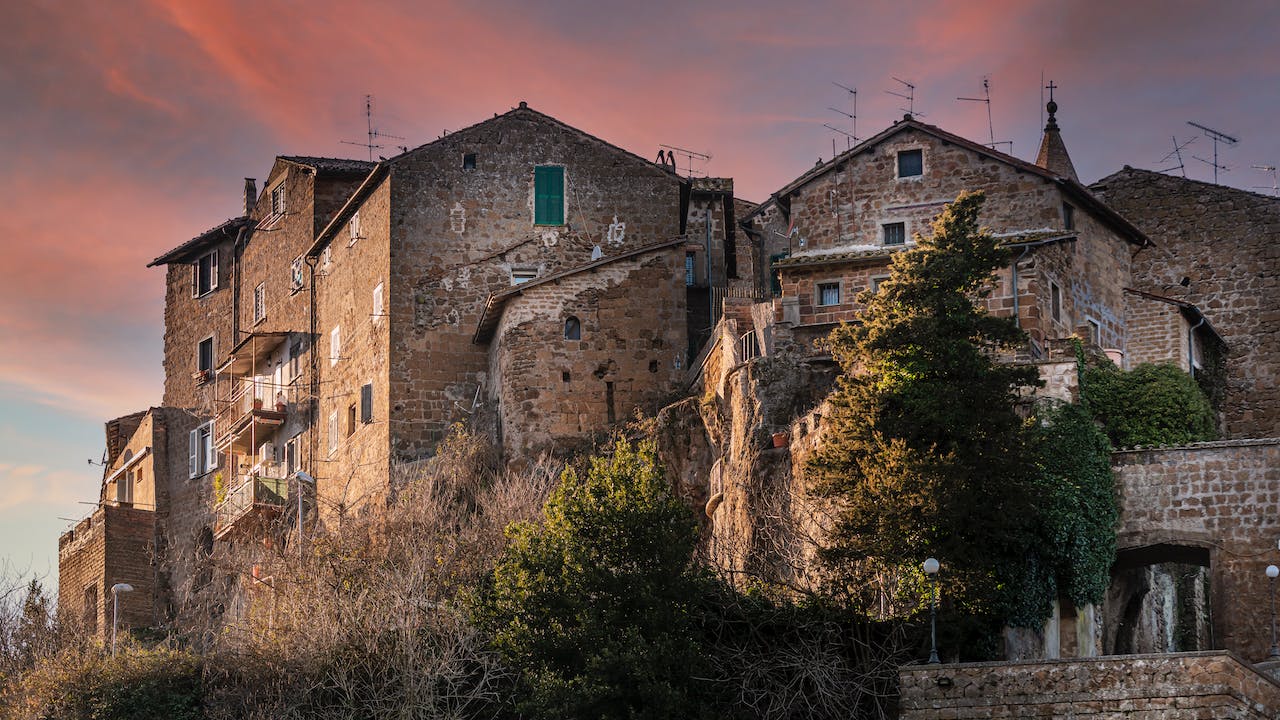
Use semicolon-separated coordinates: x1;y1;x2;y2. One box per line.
564;316;582;341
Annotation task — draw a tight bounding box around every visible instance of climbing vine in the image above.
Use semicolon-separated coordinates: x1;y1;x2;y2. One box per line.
1082;361;1217;448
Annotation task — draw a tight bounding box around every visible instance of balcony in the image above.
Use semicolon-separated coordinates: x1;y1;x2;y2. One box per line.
214;464;289;540
218;396;288;454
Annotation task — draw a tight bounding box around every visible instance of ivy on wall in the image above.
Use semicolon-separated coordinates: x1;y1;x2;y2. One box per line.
1082;361;1217;448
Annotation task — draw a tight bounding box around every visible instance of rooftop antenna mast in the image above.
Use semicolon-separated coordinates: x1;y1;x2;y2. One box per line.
341;95;405;161
887;77;923;119
1187;121;1238;184
658;144;711;178
828;81;859;149
957;76;1012;153
1252;164;1279;196
1156;135;1195;177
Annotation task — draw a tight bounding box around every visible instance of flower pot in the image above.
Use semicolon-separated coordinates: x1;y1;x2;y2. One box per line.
771;431;789;448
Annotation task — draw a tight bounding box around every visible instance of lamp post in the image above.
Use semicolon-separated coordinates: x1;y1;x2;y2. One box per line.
923;557;941;664
293;471;315;562
110;583;134;658
1267;565;1280;659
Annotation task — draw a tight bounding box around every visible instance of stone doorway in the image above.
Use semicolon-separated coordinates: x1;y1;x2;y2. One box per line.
1104;544;1213;655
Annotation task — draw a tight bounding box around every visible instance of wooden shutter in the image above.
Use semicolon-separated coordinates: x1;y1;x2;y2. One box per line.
534;166;564;225
210;250;218;290
189;428;198;478
360;383;373;423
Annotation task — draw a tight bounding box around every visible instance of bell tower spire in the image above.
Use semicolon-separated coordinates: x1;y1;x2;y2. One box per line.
1035;81;1079;182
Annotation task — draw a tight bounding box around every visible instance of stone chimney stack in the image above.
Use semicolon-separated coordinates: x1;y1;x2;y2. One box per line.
244;178;257;216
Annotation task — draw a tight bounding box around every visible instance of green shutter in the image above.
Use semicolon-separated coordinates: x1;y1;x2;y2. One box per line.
535;166;564;225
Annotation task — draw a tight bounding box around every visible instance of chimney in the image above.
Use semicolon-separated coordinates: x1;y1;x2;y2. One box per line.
244;178;257;216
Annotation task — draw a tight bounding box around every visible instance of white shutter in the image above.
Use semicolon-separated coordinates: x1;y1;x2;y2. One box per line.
189;428;198;478
205;424;218;471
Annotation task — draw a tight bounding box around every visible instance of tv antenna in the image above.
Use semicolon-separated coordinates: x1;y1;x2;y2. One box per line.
658;144;711;177
341;95;406;161
886;77;924;118
1187;121;1238;184
1155;135;1195;177
957;76;1012;153
827;81;859;149
1252;164;1279;196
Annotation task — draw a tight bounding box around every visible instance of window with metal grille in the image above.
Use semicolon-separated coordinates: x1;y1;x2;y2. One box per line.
253;283;266;324
817;282;841;306
883;222;906;246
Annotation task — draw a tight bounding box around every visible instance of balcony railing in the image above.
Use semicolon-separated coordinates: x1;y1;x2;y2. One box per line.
214;464;289;540
215;379;291;453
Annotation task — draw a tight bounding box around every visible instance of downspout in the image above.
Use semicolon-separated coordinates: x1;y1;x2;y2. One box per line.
705;199;714;326
305;253;320;521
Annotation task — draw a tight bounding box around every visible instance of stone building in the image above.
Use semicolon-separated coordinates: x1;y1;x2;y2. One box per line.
60;102;743;638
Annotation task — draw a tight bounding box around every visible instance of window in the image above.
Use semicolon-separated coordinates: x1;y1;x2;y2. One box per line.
188;421;216;478
897;149;923;178
328;411;338;454
289;339;303;381
1087;318;1101;346
1062;202;1075;231
253;283;266;324
360;383;373;424
372;282;384;321
463;153;477;170
1050;281;1063;324
270;182;286;216
349;211;361;246
322;246;332;269
769;252;789;296
347;403;357;437
193;250;218;297
564;316;582;340
817;282;841;307
290;257;304;292
285;434;299;476
685;252;696;286
883;222;906;246
534;165;565;225
511;269;538;285
197;336;215;381
118;450;134;504
330;326;341;366
870;275;891;293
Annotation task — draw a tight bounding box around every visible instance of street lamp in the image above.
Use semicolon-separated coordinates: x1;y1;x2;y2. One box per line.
923;557;941;664
110;583;134;657
1267;565;1280;659
293;471;316;562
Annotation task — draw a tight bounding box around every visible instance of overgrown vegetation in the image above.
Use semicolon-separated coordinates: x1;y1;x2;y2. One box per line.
1082;361;1217;448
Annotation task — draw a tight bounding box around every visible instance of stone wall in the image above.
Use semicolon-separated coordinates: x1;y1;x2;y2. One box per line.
1094;168;1280;438
899;651;1280;718
161;236;235;415
58;504;157;640
1112;439;1280;662
489;248;686;456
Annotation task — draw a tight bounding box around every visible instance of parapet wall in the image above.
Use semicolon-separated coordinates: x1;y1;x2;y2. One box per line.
900;651;1280;718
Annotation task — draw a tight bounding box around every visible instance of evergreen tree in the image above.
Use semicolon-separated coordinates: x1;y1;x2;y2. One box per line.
808;191;1041;647
471;439;715;719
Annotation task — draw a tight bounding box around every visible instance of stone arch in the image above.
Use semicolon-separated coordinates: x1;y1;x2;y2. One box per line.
564;315;582;340
1105;538;1215;656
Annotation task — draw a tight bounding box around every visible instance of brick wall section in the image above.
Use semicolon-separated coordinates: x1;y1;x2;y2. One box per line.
899;651;1280;718
1113;439;1280;662
1124;292;1191;370
489;249;686;455
161;237;235;414
387;107;685;462
1094;168;1280;437
58;505;156;640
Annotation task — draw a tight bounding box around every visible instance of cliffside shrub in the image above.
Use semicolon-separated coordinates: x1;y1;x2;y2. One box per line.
8;645;203;720
1082;362;1217;448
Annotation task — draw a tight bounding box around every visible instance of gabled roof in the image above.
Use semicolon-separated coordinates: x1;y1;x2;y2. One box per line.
473;237;685;343
741;117;1150;248
147;216;250;267
278;156;377;177
309;101;683;256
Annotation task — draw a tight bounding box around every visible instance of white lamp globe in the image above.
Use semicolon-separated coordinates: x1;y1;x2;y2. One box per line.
923;557;940;575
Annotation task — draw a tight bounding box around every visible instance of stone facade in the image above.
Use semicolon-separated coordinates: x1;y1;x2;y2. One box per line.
58;503;156;640
899;651;1280;719
1094;168;1280;438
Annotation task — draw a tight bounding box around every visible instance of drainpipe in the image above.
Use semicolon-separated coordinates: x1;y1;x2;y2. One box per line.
305;253;320;502
705;199;714;327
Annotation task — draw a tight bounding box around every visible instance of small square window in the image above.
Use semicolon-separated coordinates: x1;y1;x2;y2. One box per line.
193;251;218;297
511;269;538;285
1062;202;1075;231
897;149;923;178
463;153;477;170
883;222;906;246
253;283;266;324
817;282;841;307
870;276;890;293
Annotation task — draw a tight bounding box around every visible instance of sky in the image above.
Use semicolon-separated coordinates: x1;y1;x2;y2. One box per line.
3;0;1278;591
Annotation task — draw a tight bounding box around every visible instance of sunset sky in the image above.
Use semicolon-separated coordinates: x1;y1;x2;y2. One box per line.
3;0;1278;587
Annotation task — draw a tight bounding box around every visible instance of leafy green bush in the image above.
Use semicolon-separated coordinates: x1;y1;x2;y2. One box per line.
1083;362;1216;448
9;646;202;720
